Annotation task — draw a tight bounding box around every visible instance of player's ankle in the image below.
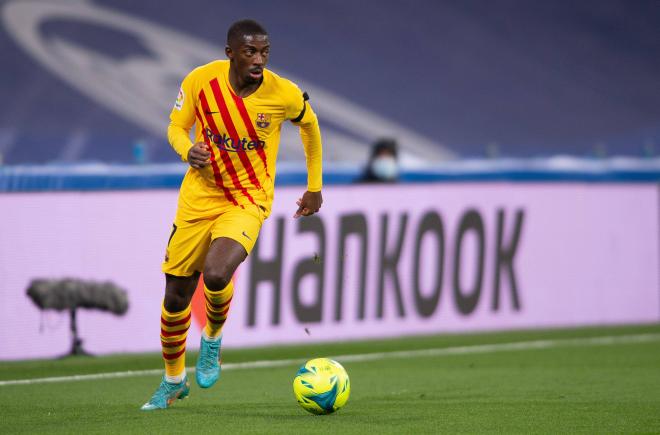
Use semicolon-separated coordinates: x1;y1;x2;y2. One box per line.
202;330;222;342
165;369;186;384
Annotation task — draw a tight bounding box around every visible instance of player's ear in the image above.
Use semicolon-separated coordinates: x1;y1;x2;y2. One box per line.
225;45;233;60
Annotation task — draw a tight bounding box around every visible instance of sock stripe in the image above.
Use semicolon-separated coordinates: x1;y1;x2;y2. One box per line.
161;326;190;337
204;294;232;310
163;348;186;360
206;314;227;325
205;305;230;316
161;338;186;348
161;312;192;327
206;310;228;319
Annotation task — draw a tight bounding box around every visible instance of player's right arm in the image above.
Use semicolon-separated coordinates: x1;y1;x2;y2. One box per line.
167;72;210;168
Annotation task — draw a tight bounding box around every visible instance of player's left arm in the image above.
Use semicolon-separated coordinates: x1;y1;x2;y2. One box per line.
289;90;323;219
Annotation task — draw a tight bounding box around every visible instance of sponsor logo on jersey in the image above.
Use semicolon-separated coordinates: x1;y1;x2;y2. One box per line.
255;113;271;128
205;128;265;152
174;88;184;110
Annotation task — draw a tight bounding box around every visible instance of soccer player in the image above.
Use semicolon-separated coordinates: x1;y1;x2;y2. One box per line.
141;19;323;411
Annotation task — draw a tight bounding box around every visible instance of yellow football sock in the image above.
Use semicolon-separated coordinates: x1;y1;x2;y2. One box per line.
160;303;191;380
203;281;234;338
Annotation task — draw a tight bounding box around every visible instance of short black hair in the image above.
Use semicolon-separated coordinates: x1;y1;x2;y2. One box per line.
371;138;398;159
227;19;268;46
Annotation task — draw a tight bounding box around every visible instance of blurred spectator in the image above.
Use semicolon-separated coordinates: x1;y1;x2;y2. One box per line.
358;138;400;183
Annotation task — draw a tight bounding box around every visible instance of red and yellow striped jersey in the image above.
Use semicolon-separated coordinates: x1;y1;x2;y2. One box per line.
168;60;322;220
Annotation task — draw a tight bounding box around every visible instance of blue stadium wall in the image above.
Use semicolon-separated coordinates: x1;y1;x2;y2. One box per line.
0;0;659;165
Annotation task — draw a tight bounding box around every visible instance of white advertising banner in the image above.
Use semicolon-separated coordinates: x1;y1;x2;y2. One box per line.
0;183;658;360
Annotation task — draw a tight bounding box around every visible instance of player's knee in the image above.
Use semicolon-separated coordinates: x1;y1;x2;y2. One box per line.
203;269;231;291
163;293;189;313
163;274;198;312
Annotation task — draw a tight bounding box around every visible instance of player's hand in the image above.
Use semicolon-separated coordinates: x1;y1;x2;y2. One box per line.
187;142;211;169
294;190;323;218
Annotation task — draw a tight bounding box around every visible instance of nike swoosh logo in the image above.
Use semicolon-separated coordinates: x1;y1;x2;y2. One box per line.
241;231;252;241
205;110;219;114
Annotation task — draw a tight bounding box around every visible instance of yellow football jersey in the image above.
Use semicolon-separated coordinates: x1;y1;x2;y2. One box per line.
168;60;322;220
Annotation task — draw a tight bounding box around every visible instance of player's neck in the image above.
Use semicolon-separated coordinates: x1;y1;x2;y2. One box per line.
228;67;262;98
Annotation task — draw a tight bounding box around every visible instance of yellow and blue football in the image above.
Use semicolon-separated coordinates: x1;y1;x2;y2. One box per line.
292;358;350;415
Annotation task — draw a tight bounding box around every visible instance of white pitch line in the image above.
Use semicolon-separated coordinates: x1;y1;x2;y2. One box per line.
1;332;659;387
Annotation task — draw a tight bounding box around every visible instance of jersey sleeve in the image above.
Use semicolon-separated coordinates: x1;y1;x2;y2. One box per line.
167;72;197;161
284;82;323;192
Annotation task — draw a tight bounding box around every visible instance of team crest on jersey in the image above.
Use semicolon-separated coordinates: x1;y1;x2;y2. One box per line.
256;113;271;128
174;87;184;110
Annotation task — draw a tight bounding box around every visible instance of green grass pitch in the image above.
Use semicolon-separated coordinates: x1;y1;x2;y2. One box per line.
1;324;660;434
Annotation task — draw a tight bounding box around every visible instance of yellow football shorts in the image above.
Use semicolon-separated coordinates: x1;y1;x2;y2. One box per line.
162;205;264;277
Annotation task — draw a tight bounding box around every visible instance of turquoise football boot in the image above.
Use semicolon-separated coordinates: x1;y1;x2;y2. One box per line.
196;335;222;388
140;376;190;411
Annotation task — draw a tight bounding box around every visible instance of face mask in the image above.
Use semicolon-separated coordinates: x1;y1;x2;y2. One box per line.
371;156;399;180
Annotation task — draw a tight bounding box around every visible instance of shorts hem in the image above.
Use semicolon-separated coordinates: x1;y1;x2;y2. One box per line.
161;266;202;278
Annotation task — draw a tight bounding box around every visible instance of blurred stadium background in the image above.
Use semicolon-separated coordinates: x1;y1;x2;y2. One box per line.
0;0;659;432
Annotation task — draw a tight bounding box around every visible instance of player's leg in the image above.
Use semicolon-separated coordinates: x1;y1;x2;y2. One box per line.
195;237;247;388
142;219;212;410
141;273;198;411
196;205;263;388
202;237;246;334
161;273;199;382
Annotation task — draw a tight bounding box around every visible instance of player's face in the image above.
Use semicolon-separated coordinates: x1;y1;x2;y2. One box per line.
227;34;270;84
